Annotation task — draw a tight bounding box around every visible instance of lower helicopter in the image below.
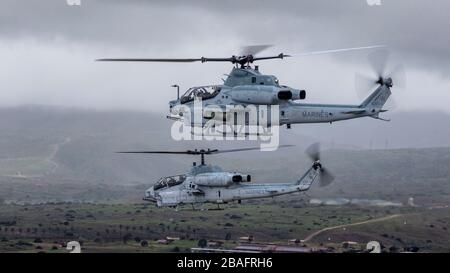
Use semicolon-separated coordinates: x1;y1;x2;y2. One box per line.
117;144;333;210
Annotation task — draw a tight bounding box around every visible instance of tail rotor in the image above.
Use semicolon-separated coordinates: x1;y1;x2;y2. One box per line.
306;143;335;187
355;49;406;111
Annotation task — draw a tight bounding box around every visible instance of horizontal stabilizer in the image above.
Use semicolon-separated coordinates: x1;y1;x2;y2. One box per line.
342;110;366;115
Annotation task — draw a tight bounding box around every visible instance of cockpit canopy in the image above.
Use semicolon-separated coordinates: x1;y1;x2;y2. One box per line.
153;175;186;191
180;85;221;104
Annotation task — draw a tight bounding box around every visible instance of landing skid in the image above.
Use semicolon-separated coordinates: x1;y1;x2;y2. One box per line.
190;128;275;137
173;203;226;211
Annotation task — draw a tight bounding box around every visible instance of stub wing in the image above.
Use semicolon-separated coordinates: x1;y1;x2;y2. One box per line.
203;105;248;117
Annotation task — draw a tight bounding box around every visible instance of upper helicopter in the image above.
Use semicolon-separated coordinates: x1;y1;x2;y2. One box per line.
97;45;405;131
117;144;333;210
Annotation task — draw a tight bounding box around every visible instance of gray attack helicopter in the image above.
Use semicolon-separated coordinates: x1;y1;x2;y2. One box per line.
117;144;333;210
98;46;405;131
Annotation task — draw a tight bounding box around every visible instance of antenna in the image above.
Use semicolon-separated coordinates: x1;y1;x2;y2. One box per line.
171;84;180;100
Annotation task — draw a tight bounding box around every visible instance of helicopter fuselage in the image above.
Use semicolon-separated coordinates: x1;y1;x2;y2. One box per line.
144;162;321;208
168;67;392;130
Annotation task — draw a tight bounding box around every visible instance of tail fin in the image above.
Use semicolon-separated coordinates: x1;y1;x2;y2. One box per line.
360;85;392;113
295;164;320;191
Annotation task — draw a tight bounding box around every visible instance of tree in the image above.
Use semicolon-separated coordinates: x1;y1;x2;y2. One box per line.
198;239;207;248
122;233;133;244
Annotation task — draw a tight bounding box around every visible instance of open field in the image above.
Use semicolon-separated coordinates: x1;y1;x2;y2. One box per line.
0;107;449;253
0;202;449;253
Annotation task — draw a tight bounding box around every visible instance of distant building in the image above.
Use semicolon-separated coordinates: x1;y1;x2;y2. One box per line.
239;235;254;242
309;199;323;205
342;241;359;249
235;243;330;253
191;248;257;253
408;197;416;207
207;240;224;248
157;239;171;245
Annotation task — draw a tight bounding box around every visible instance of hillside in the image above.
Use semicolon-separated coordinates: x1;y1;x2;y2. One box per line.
0;105;449;205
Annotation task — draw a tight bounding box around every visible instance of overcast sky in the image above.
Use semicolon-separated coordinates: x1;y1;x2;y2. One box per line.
1;0;450;113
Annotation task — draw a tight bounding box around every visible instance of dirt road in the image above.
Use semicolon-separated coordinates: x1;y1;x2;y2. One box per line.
303;214;403;242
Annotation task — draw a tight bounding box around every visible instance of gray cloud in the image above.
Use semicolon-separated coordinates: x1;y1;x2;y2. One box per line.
2;1;449;54
0;0;449;112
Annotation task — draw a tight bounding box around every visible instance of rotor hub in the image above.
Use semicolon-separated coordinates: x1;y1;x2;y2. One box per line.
313;161;322;170
385;77;393;87
376;77;393;88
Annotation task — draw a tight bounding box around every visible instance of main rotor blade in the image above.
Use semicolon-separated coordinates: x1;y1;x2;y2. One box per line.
201;57;234;63
117;150;219;155
306;143;320;162
291;45;385;58
252;54;290;61
240;44;273;56
116;151;193;154
96;58;204;63
211;147;264;154
215;144;294;154
319;168;335;187
96;56;288;64
117;145;294;155
97;45;384;64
